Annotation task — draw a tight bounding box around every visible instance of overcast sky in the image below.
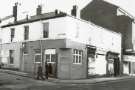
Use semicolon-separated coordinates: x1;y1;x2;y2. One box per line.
0;0;135;19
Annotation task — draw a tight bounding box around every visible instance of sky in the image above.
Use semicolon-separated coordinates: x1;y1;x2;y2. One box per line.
0;0;135;19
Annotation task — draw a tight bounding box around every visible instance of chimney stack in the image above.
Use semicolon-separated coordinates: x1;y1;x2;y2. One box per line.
71;5;77;17
55;9;58;15
36;5;42;15
13;3;18;22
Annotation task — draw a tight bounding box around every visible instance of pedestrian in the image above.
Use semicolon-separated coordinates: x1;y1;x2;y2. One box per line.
36;65;44;80
45;62;48;79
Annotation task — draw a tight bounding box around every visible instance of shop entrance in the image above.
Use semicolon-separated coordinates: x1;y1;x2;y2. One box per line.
106;52;120;76
87;45;96;77
44;49;57;78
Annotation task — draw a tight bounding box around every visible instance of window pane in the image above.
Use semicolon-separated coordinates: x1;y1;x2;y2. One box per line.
73;49;83;64
76;50;78;54
10;57;14;64
79;50;82;55
79;56;82;63
43;23;49;38
51;54;56;62
35;55;41;62
46;54;50;62
73;49;76;54
76;56;78;63
73;55;75;63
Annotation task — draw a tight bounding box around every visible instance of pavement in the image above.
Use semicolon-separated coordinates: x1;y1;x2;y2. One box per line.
0;69;134;84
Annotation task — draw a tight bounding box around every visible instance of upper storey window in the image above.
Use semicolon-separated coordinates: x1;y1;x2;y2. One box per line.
24;26;29;40
43;22;49;38
10;28;15;42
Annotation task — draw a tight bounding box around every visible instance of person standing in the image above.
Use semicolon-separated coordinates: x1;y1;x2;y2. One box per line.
45;62;49;79
37;65;44;80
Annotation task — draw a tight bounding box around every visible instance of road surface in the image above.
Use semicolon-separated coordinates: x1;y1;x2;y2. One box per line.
0;72;134;90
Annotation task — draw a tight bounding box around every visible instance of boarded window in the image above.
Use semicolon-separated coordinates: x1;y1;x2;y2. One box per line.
45;49;56;63
43;22;49;38
24;26;29;40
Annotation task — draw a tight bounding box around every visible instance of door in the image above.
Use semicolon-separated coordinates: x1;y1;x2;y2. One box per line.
114;58;120;76
44;49;57;78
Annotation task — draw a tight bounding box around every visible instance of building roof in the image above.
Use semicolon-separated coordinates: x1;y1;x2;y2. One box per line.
1;11;67;28
82;0;135;21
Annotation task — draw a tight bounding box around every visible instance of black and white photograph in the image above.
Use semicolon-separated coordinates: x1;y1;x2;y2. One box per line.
0;0;135;90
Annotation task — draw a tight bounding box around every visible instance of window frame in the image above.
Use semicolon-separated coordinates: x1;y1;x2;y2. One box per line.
73;49;83;64
34;53;42;63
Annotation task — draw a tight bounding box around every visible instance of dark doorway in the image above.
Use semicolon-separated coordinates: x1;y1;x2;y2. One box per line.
44;49;57;78
114;58;120;76
106;52;120;77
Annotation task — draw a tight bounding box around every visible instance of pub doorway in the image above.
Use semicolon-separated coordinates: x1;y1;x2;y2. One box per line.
87;45;96;77
44;49;57;78
106;52;120;77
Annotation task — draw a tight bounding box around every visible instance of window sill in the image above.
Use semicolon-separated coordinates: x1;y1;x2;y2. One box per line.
72;63;82;65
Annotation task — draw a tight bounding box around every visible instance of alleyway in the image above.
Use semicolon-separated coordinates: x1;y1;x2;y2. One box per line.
0;71;135;90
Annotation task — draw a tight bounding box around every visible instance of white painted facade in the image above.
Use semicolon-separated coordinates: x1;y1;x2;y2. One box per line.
1;16;121;54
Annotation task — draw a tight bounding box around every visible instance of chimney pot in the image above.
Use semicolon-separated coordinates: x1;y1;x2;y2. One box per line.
36;5;42;15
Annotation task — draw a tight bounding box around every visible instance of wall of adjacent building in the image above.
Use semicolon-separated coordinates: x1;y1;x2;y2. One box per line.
0;42;22;69
66;16;121;54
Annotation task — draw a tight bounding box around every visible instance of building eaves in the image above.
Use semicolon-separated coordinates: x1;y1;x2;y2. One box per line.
1;12;67;28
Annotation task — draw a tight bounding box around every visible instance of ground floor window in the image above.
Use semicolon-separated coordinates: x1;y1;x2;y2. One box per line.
45;49;56;63
73;49;83;64
34;49;41;63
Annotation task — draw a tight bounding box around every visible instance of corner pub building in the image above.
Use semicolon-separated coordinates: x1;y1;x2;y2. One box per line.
0;8;121;79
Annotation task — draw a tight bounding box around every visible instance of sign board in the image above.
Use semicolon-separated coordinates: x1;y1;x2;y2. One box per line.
45;49;56;54
123;55;135;62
